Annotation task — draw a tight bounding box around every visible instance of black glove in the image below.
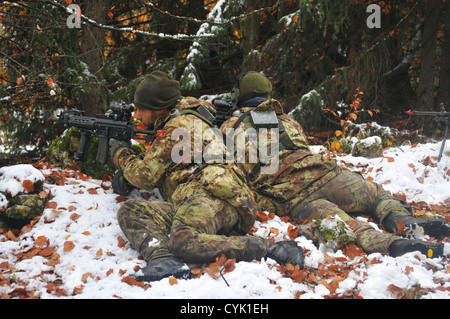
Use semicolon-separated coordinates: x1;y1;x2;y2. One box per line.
266;241;305;268
112;169;135;196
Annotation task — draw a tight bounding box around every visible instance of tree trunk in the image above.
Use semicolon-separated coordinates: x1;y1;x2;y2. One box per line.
437;0;450;110
242;0;261;59
416;0;440;112
81;0;107;116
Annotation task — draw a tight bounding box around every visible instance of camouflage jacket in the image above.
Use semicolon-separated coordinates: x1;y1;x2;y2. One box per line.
116;96;257;234
220;99;341;216
116;97;221;199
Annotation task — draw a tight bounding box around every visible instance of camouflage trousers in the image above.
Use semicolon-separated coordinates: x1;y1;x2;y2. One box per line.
117;165;270;264
117;200;175;262
290;171;411;254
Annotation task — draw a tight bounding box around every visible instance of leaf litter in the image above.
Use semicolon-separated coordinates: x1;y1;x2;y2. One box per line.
0;141;449;299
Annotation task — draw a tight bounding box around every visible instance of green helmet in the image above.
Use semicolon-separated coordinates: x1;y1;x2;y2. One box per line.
134;71;181;110
231;71;272;106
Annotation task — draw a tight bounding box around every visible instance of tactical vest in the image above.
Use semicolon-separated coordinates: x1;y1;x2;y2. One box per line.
228;108;302;180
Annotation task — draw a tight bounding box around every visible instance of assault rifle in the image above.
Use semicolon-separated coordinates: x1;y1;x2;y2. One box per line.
52;102;155;164
407;103;450;162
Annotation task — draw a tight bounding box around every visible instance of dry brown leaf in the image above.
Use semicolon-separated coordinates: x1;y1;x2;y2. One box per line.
115;195;126;203
82;272;93;283
70;213;81;221
388;284;402;293
324;253;335;264
45;201;58;209
308;273;318;284
269;227;279;235
38;191;48;199
63;241;75;252
38;247;55;257
345;244;366;259
223;258;236;274
73;285;84;295
121;276;150;289
257;211;269;222
117;236;126;248
5;230;19;241
169;276;178;285
22;180;34;193
216;254;227;267
35;236;47;247
288;225;299;240
87;188;98;195
190;266;203;278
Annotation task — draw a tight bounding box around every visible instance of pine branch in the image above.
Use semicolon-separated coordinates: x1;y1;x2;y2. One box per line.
43;0;214;41
140;0;288;26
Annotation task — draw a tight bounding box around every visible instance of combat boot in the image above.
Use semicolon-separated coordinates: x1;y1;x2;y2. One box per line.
388;239;444;258
132;256;192;282
384;212;450;240
266;241;305;268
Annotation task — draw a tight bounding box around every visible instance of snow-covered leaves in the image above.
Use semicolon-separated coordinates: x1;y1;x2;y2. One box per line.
0;140;449;298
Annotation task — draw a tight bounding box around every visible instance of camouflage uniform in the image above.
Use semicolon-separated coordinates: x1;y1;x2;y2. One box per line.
221;99;410;254
116;97;270;264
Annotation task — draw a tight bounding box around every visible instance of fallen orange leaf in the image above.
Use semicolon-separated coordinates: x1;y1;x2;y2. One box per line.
169;276;178;285
35;236;47;247
223;258;236;274
87;188;98;195
82;272;93;283
70;213;81;221
269;227;279;235
64;241;75;252
257;211;269;222
22;180;34;192
46;201;58;209
38;191;47;199
117;236;126;248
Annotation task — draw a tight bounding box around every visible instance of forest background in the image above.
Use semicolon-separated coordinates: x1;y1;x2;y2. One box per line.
1;0;449;163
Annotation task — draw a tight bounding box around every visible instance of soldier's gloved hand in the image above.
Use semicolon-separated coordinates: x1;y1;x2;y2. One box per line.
112;169;135;196
110;138;130;165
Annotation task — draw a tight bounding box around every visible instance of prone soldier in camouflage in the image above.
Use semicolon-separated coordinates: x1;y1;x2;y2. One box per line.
111;71;304;282
220;72;449;258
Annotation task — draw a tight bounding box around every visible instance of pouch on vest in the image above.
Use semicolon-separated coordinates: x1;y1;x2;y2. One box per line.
249;110;279;129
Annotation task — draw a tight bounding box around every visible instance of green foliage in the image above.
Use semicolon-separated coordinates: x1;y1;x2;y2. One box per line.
289;89;326;133
46;127;116;179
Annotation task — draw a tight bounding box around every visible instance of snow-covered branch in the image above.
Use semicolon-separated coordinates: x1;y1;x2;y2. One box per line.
45;0;214;41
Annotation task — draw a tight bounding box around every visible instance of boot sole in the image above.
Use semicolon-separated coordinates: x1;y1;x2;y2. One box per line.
406;220;450;240
410;241;444;258
133;268;192;282
390;240;444;258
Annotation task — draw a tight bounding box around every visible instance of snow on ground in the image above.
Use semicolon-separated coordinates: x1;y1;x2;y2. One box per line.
0;140;449;300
